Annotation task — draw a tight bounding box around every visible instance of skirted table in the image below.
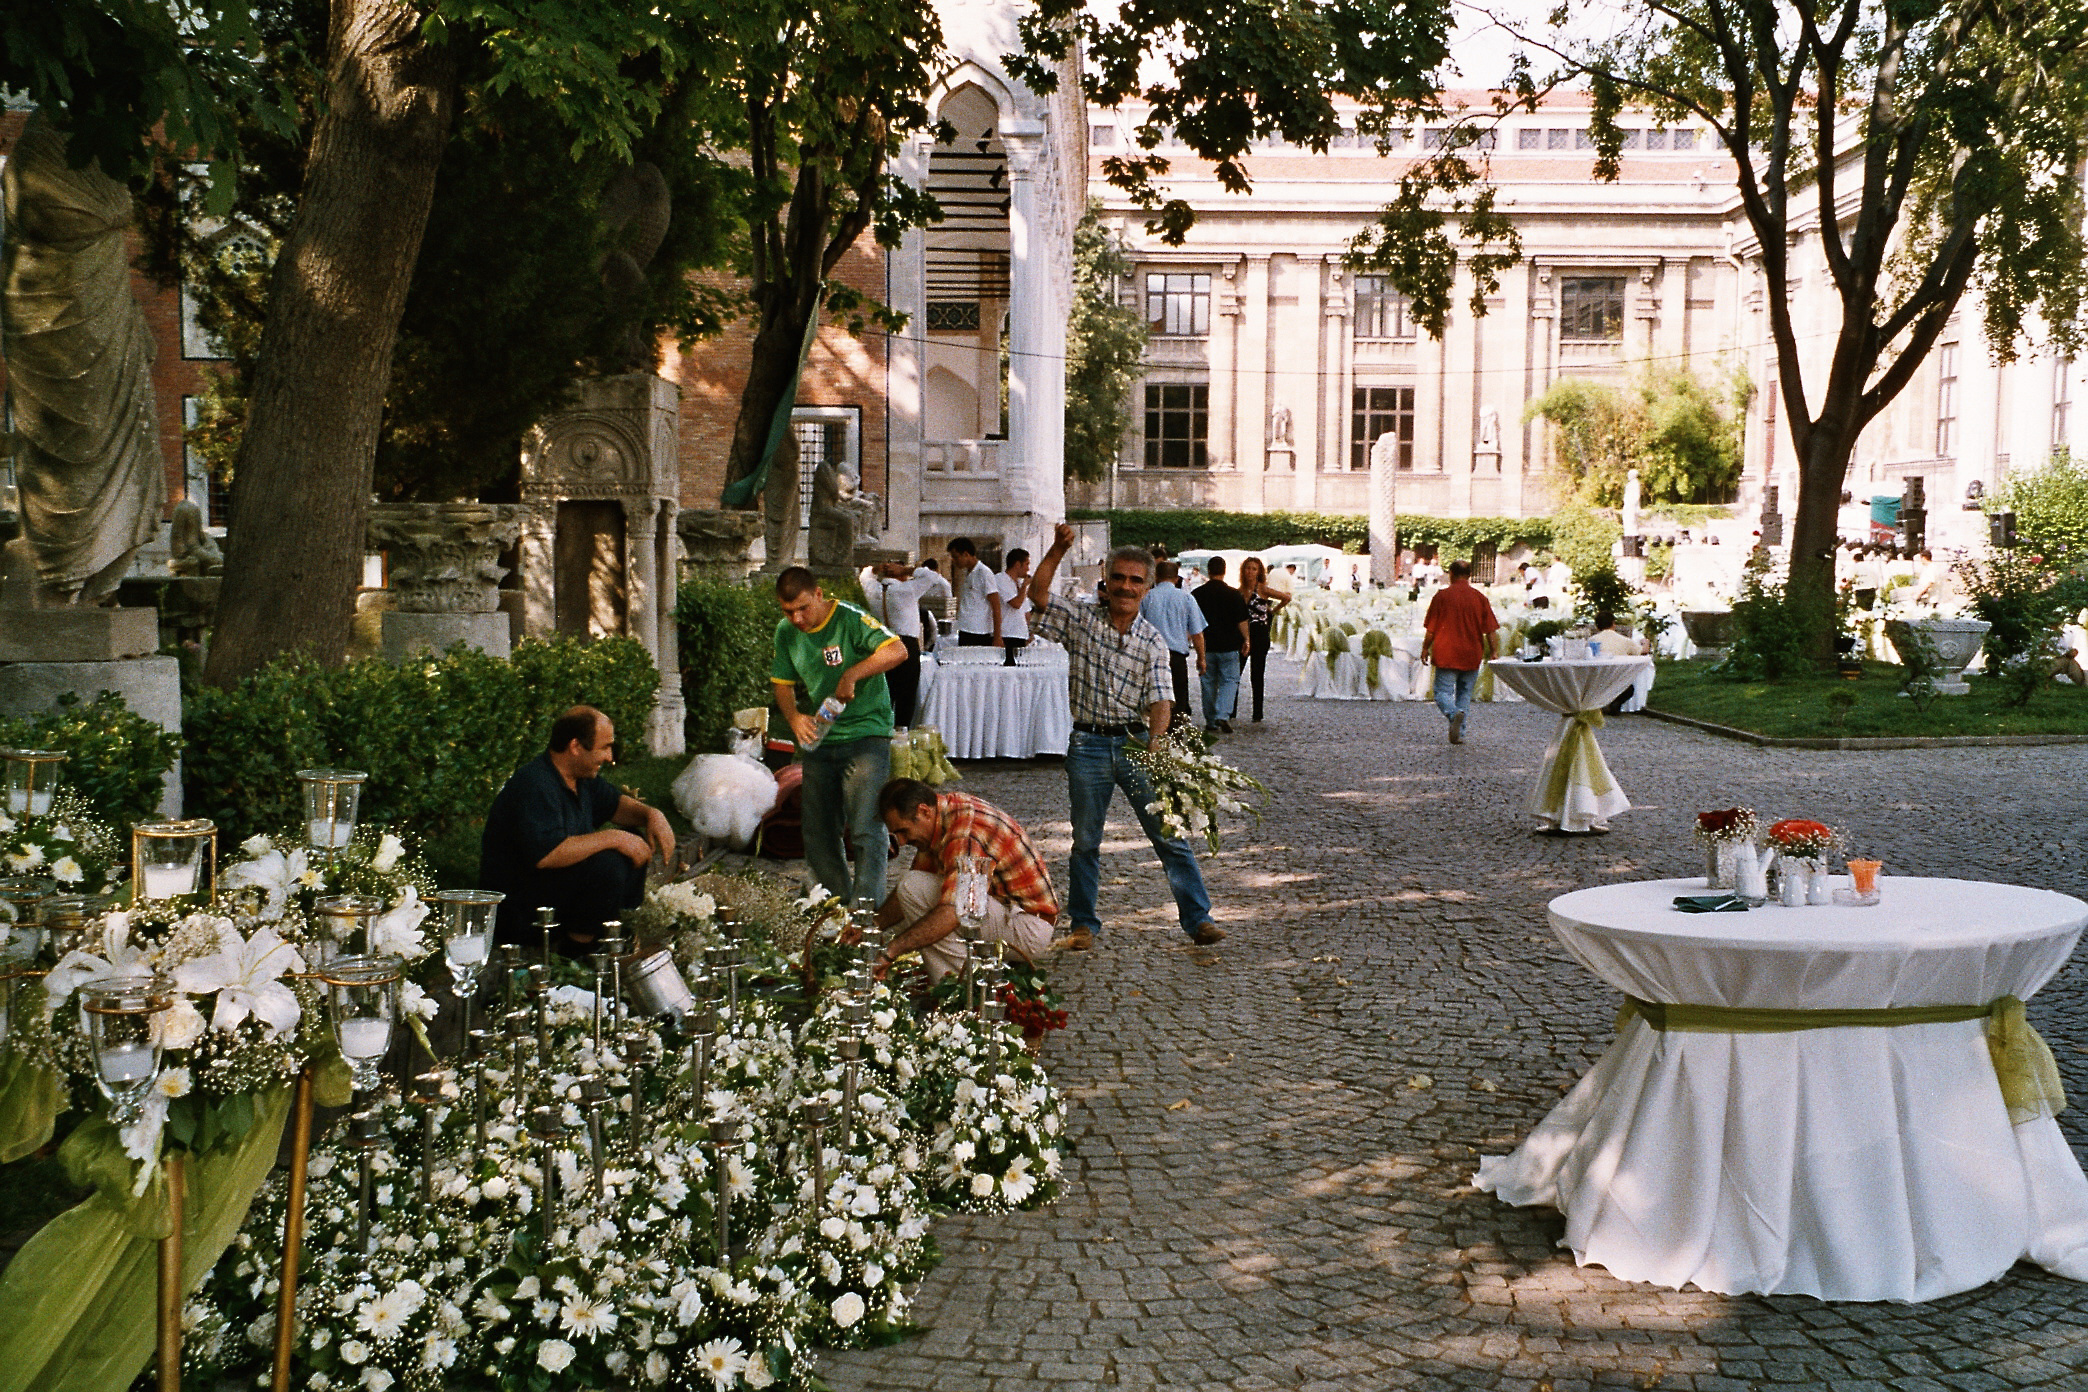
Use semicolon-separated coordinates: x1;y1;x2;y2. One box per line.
1476;876;2088;1301
917;654;1073;759
1485;656;1653;832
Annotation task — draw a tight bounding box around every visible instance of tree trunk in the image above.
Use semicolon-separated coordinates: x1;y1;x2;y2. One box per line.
1785;417;1862;664
720;295;818;507
205;0;456;686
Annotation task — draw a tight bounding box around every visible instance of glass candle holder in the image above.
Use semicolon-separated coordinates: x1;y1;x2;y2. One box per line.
0;748;67;817
78;974;172;1124
313;895;387;961
436;889;502;1038
41;895;98;962
325;954;403;1093
298;769;368;852
0;876;55;960
132;819;217;906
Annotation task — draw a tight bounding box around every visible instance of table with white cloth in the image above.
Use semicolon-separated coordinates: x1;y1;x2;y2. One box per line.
1485;657;1653;832
1476;877;2088;1301
917;653;1072;759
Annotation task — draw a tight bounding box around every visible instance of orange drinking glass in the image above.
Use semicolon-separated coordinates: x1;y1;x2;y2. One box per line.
1847;859;1882;894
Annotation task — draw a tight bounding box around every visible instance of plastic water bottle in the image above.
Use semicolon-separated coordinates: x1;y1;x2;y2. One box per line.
802;695;847;749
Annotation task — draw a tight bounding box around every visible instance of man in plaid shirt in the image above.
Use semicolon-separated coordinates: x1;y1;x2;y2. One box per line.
871;778;1058;982
1027;523;1225;950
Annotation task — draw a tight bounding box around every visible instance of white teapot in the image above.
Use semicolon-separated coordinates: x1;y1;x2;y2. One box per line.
1734;842;1775;901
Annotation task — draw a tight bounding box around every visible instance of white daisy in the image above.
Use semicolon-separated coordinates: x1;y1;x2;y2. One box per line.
559;1295;616;1340
694;1336;748;1389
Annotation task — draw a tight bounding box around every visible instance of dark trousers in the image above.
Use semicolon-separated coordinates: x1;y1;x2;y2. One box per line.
1002;636;1027;666
492;848;646;959
890;635;922;726
1245;623;1271;719
1168;649;1191;715
957;631;994;647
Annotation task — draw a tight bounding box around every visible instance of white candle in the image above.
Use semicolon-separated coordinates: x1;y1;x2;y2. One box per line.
308;819;355;849
7;789;52;816
337;1017;392;1061
141;863;200;899
99;1042;156;1084
446;933;489;968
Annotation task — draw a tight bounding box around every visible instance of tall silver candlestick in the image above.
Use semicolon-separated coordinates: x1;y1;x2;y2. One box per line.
839;1032;862;1149
589;952;613;1053
800;1099;829;1216
347;1111;385;1255
497;943;523;1011
621;1027;652;1149
529;1106;562;1243
600;931;628;1032
529;966;551;1071
535;906;557;967
578;1077;609;1201
468;1030;493;1147
708;1118;740;1262
980;997;1007;1070
409;1072;445;1202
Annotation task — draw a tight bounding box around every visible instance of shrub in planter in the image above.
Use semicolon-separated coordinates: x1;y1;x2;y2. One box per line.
676;578;782;755
0;691;182;828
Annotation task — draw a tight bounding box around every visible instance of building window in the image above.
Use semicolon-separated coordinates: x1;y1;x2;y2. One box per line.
1574;128;1595;149
1144;272;1211;337
1936;343;1959;457
925;301;981;333
1645;129;1669;150
1144;384;1208;469
1517;128;1542;150
1559;276;1627;341
1351;386;1416;471
180;397;232;527
2056;357;2075;449
791;406;864;530
1547;128;1571;149
1090;124;1116;146
1671;128;1698;149
1352;276;1416;340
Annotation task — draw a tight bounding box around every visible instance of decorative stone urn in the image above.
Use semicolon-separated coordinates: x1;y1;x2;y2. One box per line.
1681;610;1734;660
366;502;530;659
675;509;764;581
1885;616;1992;696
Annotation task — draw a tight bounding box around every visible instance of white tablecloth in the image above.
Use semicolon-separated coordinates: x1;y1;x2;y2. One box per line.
918;658;1072;759
1476;876;2088;1301
1485;657;1652;832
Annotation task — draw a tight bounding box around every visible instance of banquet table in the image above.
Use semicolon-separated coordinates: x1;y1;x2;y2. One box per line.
917;653;1072;759
1476;876;2088;1301
1485;657;1653;832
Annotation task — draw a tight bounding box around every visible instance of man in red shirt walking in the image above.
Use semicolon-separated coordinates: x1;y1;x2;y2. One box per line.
1420;559;1500;744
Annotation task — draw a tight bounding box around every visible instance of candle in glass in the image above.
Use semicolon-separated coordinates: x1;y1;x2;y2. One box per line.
0;748;66;817
327;955;402;1093
297;769;368;854
133;820;216;906
436;889;502;1042
79;976;172;1124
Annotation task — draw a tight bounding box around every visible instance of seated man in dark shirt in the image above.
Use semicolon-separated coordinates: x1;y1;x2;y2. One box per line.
479;705;675;956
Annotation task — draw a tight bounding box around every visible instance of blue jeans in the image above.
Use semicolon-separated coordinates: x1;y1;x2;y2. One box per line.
799;733;892;907
1200;650;1242;727
1433;666;1478;720
1066;730;1213;938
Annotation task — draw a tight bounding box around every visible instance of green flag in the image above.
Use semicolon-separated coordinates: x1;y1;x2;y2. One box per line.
721;291;827;508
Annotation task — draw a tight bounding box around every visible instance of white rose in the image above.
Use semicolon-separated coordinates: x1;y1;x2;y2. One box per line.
970;1173;996;1198
362;1371;393;1392
830;1292;865;1329
537;1339;576;1372
370;834;406;872
156;999;206;1050
482;1177;510;1200
338;1339;368;1366
744;1354;776;1388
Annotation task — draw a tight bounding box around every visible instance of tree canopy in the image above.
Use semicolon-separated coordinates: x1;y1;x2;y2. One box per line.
1063;205;1148;485
1523;368;1745;508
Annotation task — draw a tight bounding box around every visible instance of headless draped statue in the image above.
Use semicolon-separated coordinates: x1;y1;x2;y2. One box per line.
1;113;167;605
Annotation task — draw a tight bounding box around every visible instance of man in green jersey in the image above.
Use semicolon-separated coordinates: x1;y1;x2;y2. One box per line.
771;565;909;907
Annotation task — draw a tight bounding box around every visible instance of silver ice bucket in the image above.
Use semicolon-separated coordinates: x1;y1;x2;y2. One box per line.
624;948;696;1018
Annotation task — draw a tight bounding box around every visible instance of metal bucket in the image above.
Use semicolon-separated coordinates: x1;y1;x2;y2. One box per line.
625;949;695;1018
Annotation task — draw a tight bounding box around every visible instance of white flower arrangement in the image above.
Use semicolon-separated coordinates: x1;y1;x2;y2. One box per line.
0;789;121;907
1125;730;1269;854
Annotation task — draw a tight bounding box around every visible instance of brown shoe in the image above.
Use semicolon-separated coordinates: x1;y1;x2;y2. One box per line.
1057;928;1095;952
1189;923;1227;945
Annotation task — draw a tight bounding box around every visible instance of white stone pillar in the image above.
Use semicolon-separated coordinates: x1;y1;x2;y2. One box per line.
1238;255;1272;512
649;500;685;755
888;138;930;555
1209;259;1241;474
624;497;658;657
1001;123;1063;535
1369;447;1399;586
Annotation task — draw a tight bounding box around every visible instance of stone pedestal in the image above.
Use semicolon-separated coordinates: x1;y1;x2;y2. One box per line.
381;611;512;662
0;604;158;662
0;655;182;814
676;509;764;581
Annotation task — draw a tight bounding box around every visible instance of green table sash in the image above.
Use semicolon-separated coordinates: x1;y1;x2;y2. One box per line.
1541;709;1615;811
0;1051;63;1163
1618;993;2066;1125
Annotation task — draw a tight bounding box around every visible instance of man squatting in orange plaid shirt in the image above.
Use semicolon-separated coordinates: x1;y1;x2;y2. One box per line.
866;778;1058;984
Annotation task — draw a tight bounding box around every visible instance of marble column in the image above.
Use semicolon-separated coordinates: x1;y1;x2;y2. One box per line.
885;137;931;557
1238;255;1271;512
1001;124;1061;536
1209;259;1242;474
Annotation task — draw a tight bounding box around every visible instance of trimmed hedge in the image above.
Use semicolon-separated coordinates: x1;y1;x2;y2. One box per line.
0;691;182;829
184;636;659;848
1072;508;1556;559
676;578;782;756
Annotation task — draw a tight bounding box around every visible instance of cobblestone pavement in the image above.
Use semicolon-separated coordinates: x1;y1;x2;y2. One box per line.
820;656;2088;1392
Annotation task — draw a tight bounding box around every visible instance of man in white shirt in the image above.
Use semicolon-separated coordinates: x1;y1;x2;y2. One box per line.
996;548;1032;665
866;561;951;726
947;536;1002;648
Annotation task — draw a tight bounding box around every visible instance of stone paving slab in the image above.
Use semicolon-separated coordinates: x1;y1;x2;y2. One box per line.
820;658;2088;1391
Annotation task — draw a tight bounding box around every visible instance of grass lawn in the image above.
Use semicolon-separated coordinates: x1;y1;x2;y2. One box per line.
1644;659;2088;740
418;751;697;888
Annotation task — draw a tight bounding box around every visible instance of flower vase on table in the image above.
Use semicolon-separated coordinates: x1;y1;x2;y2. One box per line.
1765;819;1844;907
1695;807;1757;890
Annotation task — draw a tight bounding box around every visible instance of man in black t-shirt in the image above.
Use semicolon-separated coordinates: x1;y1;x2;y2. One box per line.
1191;557;1250;734
480;705;675;957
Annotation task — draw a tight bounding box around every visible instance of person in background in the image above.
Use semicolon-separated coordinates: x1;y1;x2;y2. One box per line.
865;560;951;727
1139;559;1206;713
947;536;1003;648
1587;609;1646;657
1269;562;1297;595
1192;555;1249;734
1420;559;1500;746
997;547;1032;665
1236;555;1291;724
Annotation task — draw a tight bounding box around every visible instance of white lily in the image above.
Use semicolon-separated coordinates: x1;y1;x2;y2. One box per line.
370;886;427;957
222;846;320;920
173;926;307;1035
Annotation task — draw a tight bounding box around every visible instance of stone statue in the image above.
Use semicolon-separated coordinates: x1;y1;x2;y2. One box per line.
1476;405;1500;451
1370;430;1402;474
597;161;671;371
1269;403;1293;446
1622;468;1643;539
762;430;802;572
806;454;882;568
0;113;166;605
168;501;223;576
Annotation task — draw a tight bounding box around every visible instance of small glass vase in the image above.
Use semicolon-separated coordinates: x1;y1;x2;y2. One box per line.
1807;861;1837;906
1703;841;1721;889
1709;840;1739;891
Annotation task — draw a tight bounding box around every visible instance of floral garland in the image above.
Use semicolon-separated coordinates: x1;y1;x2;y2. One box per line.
1125;730;1268;855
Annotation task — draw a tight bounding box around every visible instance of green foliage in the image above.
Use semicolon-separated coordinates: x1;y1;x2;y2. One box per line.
1955;550;2088;708
0;692;181;830
1545;507;1622;577
1072;509;1555;558
1650;658;2088;738
185;637;658;848
1989;449;2088;559
675;579;781;756
1064;204;1148;484
1719;550;1826;682
1522;368;1743;506
1573;563;1639;622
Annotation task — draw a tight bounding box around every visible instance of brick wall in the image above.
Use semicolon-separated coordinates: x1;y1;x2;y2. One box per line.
664;232;888;512
0;109;214;522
